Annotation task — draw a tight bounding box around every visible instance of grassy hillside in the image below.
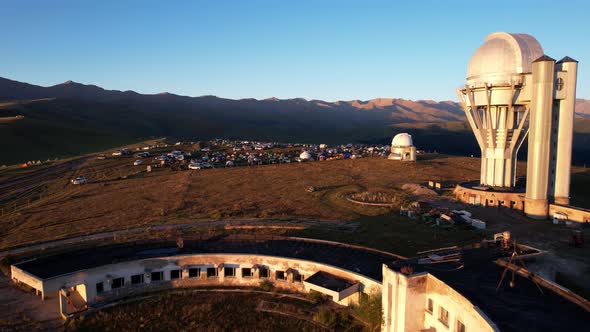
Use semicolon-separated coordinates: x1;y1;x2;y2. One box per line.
3;97;590;166
0;98;415;165
0;100;143;164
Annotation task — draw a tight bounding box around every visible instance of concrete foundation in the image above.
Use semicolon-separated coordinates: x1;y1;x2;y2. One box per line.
524;198;549;219
453;184;525;210
554;197;570;206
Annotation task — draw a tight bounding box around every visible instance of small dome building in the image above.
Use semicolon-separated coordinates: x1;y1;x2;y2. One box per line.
388;133;416;161
299;151;313;161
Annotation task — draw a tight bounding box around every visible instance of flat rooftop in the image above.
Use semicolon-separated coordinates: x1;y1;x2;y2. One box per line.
305;271;358;292
14;236;398;281
388;246;590;332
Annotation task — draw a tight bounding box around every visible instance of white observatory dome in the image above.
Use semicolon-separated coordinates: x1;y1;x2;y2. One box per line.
467;32;544;86
299;151;312;160
391;133;413;147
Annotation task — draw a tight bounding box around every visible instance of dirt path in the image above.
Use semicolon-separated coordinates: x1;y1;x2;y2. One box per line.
0;157;88;205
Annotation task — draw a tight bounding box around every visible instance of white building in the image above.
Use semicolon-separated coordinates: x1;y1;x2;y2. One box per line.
9;237;588;330
299;151;313;160
456;32;578;219
388;133;416;161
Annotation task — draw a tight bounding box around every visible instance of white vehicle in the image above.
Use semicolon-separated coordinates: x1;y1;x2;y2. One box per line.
97;154;106;160
71;176;87;185
175;155;185;161
189;162;213;169
112;151;122;156
188;162;203;170
133;159;143;166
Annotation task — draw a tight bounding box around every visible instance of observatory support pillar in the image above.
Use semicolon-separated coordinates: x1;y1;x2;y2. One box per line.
553;60;578;205
525;56;555;219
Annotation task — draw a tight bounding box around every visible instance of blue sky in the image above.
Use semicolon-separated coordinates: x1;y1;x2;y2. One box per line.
1;0;588;101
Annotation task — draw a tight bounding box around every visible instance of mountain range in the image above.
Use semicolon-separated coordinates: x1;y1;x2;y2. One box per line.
0;76;589;165
0;77;466;122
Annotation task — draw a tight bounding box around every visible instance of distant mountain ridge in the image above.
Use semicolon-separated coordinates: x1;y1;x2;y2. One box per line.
2;77;588;121
0;76;464;123
576;99;590;119
2;75;590;165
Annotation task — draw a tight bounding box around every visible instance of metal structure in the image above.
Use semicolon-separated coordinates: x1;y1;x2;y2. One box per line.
457;32;578;218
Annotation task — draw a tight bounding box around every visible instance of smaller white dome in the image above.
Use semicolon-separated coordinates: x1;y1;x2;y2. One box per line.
299;151;312;160
391;133;413;147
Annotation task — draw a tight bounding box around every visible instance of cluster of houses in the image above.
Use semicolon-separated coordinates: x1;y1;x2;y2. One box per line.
109;139;400;171
214;139;394;163
14;133;426;169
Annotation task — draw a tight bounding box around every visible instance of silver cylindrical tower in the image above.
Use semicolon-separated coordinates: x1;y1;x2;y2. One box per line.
524;56;555;218
552;58;578;205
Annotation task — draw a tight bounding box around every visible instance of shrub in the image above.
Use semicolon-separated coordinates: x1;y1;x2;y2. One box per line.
0;255;14;277
306;290;324;304
0;255;14;266
209;210;223;219
313;306;337;327
259;280;274;292
351;293;383;330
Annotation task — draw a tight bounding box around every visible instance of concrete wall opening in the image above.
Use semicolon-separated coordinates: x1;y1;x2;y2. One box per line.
170;269;182;280
188;268;201;278
224;267;236;278
439;306;449;327
151;271;163;282
294;274;304;283
59;284;88;319
427;298;433;313
111;277;124;289
242;268;253;278
456;320;466;332
131;274;144;285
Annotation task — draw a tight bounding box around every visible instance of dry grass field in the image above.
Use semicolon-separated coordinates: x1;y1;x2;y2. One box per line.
0;153;486;249
2;147;590;309
1;148;589;258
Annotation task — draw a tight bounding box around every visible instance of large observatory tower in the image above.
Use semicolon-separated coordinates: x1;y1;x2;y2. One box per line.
456;32;578;219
